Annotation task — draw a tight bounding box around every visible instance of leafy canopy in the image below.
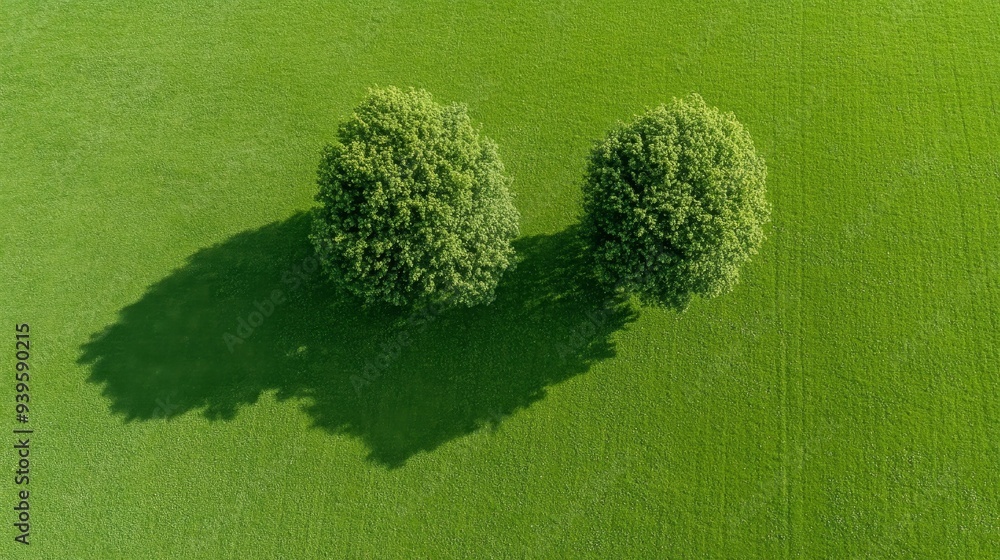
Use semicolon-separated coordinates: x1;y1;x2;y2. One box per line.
311;87;520;308
582;93;770;309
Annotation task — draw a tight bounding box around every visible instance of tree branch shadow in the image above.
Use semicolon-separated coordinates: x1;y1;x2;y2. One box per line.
79;212;636;468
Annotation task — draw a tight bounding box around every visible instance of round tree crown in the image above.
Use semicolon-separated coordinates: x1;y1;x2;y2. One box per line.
582;93;770;309
311;87;520;308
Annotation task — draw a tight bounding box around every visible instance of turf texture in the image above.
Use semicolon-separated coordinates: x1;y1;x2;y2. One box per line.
2;1;999;557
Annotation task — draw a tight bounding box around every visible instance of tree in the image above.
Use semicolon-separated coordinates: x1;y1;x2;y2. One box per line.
311;87;520;308
582;93;770;310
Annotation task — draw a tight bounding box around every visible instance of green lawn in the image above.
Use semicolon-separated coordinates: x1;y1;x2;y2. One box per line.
3;1;999;557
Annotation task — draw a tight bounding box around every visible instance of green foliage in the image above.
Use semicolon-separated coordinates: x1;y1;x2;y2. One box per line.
311;87;520;308
582;93;770;309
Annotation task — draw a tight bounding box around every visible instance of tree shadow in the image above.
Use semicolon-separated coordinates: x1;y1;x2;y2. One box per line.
79;213;637;468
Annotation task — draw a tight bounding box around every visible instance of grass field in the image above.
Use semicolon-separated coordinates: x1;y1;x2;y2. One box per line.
3;1;1000;557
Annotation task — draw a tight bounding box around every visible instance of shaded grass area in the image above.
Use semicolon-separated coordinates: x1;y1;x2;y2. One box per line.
80;215;636;467
3;0;1000;557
